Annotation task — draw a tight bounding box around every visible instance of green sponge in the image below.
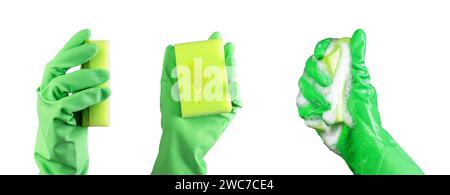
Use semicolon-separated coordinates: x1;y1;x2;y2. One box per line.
81;40;110;127
175;39;232;118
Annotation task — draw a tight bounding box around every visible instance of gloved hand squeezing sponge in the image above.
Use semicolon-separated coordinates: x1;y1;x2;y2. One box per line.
297;29;423;175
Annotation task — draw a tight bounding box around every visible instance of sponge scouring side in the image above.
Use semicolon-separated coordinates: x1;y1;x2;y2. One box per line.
81;40;110;127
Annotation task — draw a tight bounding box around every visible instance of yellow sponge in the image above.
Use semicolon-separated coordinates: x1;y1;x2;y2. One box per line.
81;40;110;127
175;39;232;118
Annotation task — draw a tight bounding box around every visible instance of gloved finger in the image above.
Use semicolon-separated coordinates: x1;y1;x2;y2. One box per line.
304;56;332;87
224;42;236;82
223;42;240;107
350;29;366;65
161;45;177;84
298;76;330;110
314;38;333;60
350;29;371;85
224;42;235;66
60;29;91;52
42;69;109;101
41;44;98;88
51;44;98;70
61;88;111;113
298;104;326;119
208;31;222;40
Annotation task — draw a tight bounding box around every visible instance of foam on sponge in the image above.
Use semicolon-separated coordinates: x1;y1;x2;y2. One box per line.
296;38;353;151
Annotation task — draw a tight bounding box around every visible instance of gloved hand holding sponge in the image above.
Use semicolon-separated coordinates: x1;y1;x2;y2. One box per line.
296;29;423;174
152;32;241;175
35;29;111;175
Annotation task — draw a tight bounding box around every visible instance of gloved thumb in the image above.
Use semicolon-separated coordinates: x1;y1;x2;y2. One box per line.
350;29;370;86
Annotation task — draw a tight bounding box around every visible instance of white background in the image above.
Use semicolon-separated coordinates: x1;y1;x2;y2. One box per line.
0;0;449;175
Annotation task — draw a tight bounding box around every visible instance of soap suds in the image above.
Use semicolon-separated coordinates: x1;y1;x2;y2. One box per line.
297;38;354;152
296;91;309;107
319;124;343;153
322;41;352;126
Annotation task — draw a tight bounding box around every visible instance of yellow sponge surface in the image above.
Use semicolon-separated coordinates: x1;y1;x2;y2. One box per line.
175;39;232;118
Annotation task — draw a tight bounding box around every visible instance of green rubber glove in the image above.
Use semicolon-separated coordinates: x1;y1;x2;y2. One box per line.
152;32;241;175
34;29;111;175
297;29;423;175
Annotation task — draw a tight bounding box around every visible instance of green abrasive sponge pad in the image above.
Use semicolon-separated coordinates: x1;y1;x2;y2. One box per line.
81;40;110;127
174;39;232;118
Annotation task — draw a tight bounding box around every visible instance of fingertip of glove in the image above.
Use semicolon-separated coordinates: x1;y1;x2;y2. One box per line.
165;45;175;55
352;29;366;38
166;45;174;50
77;43;99;59
93;69;110;81
99;88;112;98
84;43;98;52
224;42;235;63
351;29;366;45
224;42;235;52
73;29;91;43
78;28;91;37
314;38;333;60
209;31;222;40
350;29;367;63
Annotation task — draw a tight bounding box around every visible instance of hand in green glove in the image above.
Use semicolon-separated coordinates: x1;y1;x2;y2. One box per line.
35;29;111;175
152;32;241;175
297;29;423;175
